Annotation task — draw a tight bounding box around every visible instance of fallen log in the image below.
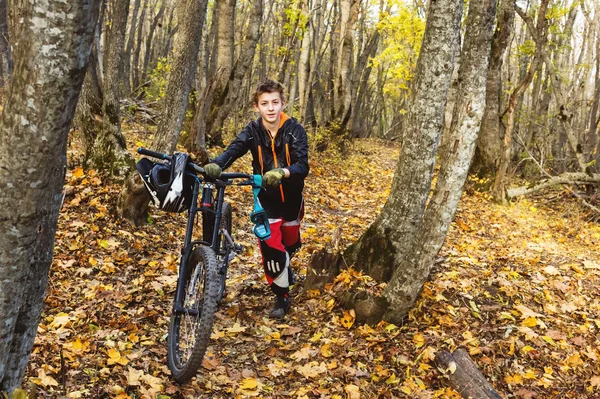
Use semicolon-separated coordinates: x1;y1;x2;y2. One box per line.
507;172;600;198
435;347;503;399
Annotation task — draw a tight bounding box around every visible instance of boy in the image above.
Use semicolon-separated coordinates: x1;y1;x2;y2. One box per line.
203;79;309;319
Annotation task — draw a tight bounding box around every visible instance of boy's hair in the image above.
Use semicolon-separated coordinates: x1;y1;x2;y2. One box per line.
252;79;286;105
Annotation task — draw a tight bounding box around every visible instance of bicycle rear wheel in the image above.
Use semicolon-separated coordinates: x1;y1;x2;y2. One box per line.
167;245;220;383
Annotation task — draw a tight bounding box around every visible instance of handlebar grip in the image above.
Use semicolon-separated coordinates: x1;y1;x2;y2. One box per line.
137;147;168;160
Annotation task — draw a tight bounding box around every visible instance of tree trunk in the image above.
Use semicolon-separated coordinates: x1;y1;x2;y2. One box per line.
473;0;515;176
204;0;236;146
141;0;165;85
380;0;497;324
194;0;261;152
131;0;148;94
343;0;462;283
492;0;549;202
83;0;135;181
0;0;11;85
0;0;99;392
150;0;209;154
119;0;209;226
123;0;141;95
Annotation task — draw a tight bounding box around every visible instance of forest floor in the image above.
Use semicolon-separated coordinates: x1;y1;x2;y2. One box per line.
24;125;600;399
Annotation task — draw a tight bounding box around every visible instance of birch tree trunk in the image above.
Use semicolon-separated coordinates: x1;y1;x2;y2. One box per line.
0;0;99;392
344;0;463;283
382;0;497;323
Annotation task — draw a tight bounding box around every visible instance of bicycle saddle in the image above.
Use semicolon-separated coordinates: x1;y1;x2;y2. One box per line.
251;175;271;240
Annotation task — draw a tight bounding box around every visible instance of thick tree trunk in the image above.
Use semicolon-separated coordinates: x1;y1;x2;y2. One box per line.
473;0;515;176
150;0;209;154
0;0;99;392
83;0;135;181
343;0;462;283
381;0;497;324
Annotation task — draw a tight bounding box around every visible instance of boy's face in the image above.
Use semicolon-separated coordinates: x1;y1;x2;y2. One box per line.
254;91;285;125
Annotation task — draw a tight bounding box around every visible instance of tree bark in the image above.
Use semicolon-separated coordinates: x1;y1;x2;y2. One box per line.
435;348;503;399
141;0;165;85
381;0;497;324
473;0;515;176
507;172;600;198
492;0;549;202
131;0;148;94
343;0;462;283
0;0;11;85
204;0;236;146
82;0;135;181
0;0;99;392
123;0;141;95
150;0;209;154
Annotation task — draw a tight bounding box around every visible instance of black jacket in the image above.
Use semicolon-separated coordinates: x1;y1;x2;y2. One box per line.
212;114;309;205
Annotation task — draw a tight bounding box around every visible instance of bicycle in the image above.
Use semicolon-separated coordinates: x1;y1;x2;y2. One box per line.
136;147;271;383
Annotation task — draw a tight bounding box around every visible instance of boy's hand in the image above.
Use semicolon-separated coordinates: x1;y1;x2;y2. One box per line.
204;163;222;178
263;168;285;188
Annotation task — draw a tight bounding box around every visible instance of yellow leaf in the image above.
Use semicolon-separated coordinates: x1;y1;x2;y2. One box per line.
505;374;523;385
565;352;584;367
521;345;535;354
107;348;122;365
310;332;323;342
340;309;356;330
542;336;556;345
240;377;258;390
320;344;333;358
72;167;84;179
523;369;536;379
99;240;110;249
413;333;425;348
88;257;98;266
522;317;538;327
49;313;74;329
326;298;335;311
226;322;247;334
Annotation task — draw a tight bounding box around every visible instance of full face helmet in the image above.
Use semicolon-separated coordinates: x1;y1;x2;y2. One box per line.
136;152;195;213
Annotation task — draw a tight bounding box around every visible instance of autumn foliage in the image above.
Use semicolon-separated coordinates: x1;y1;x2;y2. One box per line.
15;128;599;398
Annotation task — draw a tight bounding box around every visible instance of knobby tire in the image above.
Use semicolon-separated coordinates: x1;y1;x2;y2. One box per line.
167;245;220;383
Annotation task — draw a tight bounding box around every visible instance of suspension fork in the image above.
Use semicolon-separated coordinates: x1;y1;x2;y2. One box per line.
173;178;202;313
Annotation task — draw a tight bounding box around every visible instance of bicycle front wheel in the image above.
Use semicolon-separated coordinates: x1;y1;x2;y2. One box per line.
167;245;220;383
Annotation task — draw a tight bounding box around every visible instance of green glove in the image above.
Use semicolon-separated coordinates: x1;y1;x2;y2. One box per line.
263;168;285;188
204;163;222;178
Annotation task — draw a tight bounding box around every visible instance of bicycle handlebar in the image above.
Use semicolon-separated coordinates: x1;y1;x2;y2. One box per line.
137;147;252;181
